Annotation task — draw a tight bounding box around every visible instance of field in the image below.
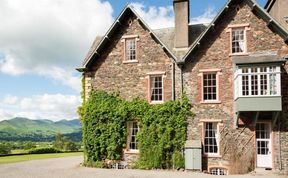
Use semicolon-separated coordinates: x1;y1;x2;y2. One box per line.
0;152;83;164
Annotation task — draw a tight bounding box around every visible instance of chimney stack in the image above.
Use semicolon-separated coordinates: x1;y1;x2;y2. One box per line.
173;0;190;49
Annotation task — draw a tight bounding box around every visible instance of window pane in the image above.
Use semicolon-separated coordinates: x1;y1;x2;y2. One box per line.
204;122;218;154
129;122;139;150
232;28;245;53
126;39;136;61
203;73;217;101
150;76;163;102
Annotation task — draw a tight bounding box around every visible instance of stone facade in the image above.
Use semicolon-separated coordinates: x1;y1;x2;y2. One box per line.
83;14;175;163
180;2;288;174
81;0;288;175
86;15;173;102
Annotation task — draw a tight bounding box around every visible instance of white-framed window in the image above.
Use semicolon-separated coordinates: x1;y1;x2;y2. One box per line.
126;38;136;61
210;168;228;175
199;69;221;103
203;73;217;101
232;28;245;54
121;35;139;63
204;122;219;154
127;121;139;151
234;65;281;98
150;75;164;103
227;24;250;55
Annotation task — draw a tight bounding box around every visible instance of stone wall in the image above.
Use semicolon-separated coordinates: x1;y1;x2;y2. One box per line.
87;15;173;102
85;14;174;164
181;1;288;174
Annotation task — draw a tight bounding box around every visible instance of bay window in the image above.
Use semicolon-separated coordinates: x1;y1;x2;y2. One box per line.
234;65;281;98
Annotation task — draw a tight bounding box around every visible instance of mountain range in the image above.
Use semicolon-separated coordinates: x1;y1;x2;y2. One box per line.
0;117;82;142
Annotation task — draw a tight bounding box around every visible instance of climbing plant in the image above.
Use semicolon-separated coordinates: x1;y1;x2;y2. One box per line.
80;90;193;169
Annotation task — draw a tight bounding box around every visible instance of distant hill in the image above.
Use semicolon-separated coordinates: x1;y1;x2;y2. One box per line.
0;117;82;142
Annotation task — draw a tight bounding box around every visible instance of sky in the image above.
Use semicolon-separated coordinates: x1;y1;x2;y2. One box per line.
0;0;267;121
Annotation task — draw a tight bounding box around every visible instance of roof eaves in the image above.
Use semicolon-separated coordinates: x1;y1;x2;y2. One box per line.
181;0;288;64
81;5;130;70
80;4;178;72
128;7;178;62
246;0;288;42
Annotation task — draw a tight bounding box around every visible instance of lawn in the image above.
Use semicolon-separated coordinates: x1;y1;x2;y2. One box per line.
0;152;83;164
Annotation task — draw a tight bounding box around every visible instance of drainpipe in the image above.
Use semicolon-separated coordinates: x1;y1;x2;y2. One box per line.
278;112;282;170
180;64;184;95
171;62;176;101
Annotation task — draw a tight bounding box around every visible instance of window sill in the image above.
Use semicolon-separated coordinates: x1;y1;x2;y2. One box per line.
123;149;139;154
229;52;249;56
200;101;222;104
123;60;138;64
150;101;164;104
203;153;222;158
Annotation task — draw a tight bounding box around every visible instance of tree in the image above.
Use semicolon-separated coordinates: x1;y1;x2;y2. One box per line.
0;143;12;155
53;133;66;150
53;133;78;151
64;141;78;151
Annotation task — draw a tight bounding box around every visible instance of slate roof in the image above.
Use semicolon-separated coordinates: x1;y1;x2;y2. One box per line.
78;0;288;71
153;24;208;58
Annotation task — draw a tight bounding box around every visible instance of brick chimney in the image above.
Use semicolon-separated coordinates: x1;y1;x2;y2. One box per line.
173;0;190;49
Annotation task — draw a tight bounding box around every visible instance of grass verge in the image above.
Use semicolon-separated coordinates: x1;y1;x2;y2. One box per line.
0;152;83;164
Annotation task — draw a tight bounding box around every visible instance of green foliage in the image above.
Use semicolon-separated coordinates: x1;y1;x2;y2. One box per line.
0;142;12;155
23;141;36;150
83;91;127;162
53;133;79;151
77;77;86;123
28;147;61;154
82;90;193;169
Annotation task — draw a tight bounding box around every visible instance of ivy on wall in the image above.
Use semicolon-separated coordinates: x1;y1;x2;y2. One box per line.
80;90;193;169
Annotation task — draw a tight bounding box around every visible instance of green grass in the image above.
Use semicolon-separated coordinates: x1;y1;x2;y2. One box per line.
11;149;28;154
0;152;83;164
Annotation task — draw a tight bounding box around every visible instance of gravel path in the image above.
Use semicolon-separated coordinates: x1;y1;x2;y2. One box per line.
0;156;285;178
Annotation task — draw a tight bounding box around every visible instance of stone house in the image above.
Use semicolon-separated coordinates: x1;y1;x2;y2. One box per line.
77;0;288;175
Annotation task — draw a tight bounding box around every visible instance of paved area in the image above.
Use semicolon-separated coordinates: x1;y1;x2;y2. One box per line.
0;156;286;178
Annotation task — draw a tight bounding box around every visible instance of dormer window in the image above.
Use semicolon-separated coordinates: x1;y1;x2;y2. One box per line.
121;35;139;63
227;24;250;55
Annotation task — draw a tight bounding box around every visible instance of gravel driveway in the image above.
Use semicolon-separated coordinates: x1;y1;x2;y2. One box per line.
0;156;285;178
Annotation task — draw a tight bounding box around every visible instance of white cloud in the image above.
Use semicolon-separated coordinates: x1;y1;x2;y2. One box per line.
0;0;114;91
190;6;217;24
0;94;81;121
2;95;18;105
131;3;174;29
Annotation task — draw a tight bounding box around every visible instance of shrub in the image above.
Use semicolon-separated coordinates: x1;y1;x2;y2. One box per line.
28;147;61;154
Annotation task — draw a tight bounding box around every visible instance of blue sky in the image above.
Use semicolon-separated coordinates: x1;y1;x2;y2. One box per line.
0;0;268;121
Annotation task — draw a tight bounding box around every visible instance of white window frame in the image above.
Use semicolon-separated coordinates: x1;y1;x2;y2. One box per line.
210;167;228;175
234;65;281;99
199;69;221;103
121;35;139;63
226;24;250;56
147;72;165;104
126;121;139;153
203;122;220;156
